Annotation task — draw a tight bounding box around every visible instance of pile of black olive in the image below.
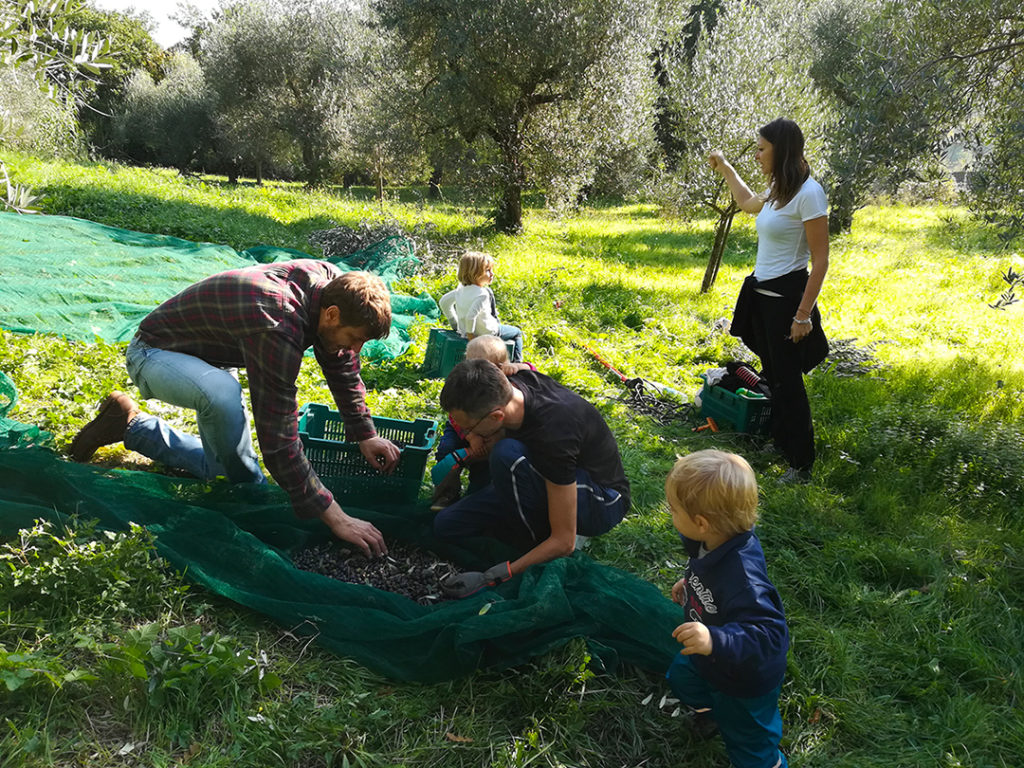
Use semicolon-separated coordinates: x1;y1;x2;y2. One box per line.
292;541;459;605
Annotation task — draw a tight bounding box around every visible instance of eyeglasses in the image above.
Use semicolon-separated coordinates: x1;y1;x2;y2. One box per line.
462;410;503;440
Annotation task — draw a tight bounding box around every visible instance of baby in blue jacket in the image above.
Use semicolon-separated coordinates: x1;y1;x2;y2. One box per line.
665;449;789;768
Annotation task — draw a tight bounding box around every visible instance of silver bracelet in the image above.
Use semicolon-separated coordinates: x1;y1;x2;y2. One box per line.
793;316;812;325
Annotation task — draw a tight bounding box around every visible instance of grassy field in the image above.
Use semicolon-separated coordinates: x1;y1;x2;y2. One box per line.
1;152;1023;768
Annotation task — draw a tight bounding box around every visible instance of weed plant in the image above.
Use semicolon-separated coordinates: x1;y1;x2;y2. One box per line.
1;152;1023;766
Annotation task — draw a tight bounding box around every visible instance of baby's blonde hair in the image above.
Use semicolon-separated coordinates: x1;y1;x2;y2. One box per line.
665;449;758;536
465;335;509;365
457;251;494;286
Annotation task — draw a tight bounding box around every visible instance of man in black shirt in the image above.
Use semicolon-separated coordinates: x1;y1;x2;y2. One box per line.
435;359;630;596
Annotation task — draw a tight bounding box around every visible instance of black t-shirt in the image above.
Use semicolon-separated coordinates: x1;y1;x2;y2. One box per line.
506;371;630;509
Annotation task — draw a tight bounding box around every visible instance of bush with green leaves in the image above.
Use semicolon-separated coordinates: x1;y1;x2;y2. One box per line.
0;64;80;157
0;0;116;106
66;4;166;152
0;519;183;637
111;52;215;172
202;0;378;186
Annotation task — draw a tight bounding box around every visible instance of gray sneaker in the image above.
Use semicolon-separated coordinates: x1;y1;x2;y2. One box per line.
779;467;812;485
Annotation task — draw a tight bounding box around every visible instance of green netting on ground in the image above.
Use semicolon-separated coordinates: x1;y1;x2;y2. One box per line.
0;371;50;450
0;212;437;360
0;441;682;682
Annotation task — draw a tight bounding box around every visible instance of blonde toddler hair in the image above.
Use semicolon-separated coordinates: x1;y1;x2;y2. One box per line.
457;251;495;286
665;449;758;536
465;335;509;365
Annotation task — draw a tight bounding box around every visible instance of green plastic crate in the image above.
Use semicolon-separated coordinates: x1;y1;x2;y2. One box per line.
298;403;438;504
420;327;516;379
699;382;772;435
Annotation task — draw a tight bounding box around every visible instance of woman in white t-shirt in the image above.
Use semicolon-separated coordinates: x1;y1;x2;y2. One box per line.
709;118;829;483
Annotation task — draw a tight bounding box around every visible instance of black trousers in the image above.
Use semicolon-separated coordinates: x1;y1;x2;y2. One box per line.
749;291;815;470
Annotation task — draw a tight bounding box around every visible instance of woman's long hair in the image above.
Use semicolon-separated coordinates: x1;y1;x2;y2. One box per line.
760;118;809;207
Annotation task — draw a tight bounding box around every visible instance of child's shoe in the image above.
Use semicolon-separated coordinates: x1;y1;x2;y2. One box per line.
687;708;719;739
430;470;462;512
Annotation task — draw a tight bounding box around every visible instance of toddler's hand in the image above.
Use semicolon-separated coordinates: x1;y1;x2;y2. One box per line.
671;577;686;605
672;621;713;656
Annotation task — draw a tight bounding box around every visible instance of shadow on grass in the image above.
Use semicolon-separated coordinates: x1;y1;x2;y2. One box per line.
810;351;1024;529
918;211;1024;258
851;204;1022;259
36;167;760;310
35;178;497;254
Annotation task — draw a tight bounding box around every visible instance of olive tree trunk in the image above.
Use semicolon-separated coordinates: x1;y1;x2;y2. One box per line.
700;200;739;294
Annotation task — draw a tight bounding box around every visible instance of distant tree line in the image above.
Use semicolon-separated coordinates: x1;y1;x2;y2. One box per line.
2;0;1022;249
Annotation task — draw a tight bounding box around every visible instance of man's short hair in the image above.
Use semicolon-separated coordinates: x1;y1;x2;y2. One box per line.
457;251;494;286
440;359;513;418
665;449;758;536
465;335;509;365
321;271;391;339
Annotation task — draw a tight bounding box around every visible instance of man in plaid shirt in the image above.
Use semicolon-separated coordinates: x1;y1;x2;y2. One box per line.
69;260;398;556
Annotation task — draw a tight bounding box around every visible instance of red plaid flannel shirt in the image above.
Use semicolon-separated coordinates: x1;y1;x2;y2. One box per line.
136;260;377;519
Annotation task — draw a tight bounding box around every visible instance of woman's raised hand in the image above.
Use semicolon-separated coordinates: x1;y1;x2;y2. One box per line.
708;150;726;174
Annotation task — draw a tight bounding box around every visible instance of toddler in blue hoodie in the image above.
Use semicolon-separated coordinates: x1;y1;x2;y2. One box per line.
665;449;789;768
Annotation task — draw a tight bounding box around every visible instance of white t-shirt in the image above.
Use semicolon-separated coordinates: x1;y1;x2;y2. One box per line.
438;283;499;337
754;176;828;281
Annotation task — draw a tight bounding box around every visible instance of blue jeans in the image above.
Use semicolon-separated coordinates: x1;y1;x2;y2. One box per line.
496;324;524;362
667;654;787;768
432;438;626;550
124;336;266;484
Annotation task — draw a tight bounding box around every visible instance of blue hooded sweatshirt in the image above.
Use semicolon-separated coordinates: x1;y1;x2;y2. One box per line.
676;530;789;698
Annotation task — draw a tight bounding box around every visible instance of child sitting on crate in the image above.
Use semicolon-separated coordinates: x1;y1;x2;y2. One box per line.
664;449;790;768
438;251;524;362
430;335;535;511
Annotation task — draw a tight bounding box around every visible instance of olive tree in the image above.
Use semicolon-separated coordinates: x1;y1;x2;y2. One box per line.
924;0;1024;237
657;0;830;292
809;0;1022;234
66;5;166;152
0;0;116;104
809;0;953;234
112;52;215;173
345;37;430;200
201;0;376;185
377;0;658;233
1;0;117;209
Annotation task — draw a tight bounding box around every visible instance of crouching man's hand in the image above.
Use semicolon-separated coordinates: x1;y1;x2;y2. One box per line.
360;436;400;474
319;501;387;557
440;561;512;599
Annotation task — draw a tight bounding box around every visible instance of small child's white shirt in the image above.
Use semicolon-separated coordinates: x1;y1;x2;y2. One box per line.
438;283;499;337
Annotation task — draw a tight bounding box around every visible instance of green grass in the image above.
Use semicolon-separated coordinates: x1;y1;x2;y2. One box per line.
2;151;1024;767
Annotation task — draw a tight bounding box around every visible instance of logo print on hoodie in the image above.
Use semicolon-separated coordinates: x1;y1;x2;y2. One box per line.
688;573;718;615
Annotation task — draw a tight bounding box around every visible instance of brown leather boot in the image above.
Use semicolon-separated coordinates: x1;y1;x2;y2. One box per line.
69;391;140;462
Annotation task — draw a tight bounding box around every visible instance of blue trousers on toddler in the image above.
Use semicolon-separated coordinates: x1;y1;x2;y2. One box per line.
432;438;625;550
667;654;787;768
496;323;524;363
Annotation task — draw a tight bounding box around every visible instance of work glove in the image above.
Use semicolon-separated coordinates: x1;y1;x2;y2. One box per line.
440;561;512;599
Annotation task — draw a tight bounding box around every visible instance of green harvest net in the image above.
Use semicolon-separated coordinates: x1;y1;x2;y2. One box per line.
0;371;50;450
0;439;684;682
0;212;436;360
